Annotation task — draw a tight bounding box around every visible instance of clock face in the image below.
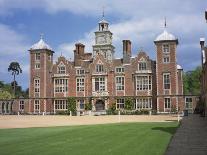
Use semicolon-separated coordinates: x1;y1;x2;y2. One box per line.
97;35;106;44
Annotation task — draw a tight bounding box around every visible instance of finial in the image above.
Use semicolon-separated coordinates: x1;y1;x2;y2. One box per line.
40;33;44;40
164;17;167;28
102;6;105;19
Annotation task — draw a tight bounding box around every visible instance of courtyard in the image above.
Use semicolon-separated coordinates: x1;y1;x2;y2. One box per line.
0;114;178;129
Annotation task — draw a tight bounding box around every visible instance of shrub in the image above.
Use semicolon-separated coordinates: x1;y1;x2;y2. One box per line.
56;110;68;115
124;97;134;110
140;109;149;115
106;103;117;115
67;97;77;116
85;102;92;111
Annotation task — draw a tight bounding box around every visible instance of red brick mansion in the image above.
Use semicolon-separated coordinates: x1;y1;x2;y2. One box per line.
27;17;185;114
1;17;191;114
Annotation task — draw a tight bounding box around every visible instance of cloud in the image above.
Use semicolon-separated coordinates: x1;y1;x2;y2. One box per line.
0;23;30;89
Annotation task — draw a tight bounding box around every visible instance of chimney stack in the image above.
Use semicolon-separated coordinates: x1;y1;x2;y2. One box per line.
74;43;85;66
123;40;131;64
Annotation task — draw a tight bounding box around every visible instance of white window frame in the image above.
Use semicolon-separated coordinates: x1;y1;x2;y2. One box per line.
35;62;40;69
96;64;104;73
55;100;67;110
95;77;105;91
162;44;170;53
163;73;171;90
163;56;170;63
136;98;152;110
116;76;125;91
76;77;85;92
54;79;68;93
138;62;147;70
34;100;40;111
164;98;171;110
115;67;124;73
76;69;85;75
34;78;40;97
57;62;66;74
136;76;151;91
19;100;24;111
116;98;124;109
35;53;40;61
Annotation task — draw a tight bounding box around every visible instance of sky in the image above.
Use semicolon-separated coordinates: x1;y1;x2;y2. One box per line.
0;0;207;90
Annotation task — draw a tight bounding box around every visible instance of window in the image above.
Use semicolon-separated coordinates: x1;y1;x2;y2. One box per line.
163;73;170;89
136;98;152;109
116;76;124;90
55;100;67;110
139;62;147;70
35;62;40;69
76;78;84;92
34;100;40;111
185;97;193;109
95;77;105;91
34;78;40;97
163;56;170;63
164;98;171;109
115;67;124;73
77;100;85;110
116;99;124;109
54;79;68;93
76;69;85;75
35;53;40;61
57;62;66;74
163;44;170;53
136;76;151;91
19;100;24;111
96;64;104;73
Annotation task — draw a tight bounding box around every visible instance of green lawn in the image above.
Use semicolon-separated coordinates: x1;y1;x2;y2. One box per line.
0;122;178;155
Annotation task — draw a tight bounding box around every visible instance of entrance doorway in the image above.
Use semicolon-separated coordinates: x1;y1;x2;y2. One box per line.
95;100;105;111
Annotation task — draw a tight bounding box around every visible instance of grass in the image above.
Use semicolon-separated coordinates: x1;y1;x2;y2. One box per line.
0;122;178;155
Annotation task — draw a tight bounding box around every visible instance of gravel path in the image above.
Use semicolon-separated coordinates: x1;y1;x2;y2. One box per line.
0;115;179;129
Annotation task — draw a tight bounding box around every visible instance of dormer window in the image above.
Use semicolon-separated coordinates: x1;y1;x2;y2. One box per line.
138;62;147;70
96;64;104;73
163;44;170;53
57;62;66;74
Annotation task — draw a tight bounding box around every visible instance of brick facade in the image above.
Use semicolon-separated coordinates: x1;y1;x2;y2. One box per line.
0;18;189;114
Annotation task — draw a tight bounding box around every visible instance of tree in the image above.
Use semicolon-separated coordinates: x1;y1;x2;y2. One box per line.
67;97;77;115
0;91;13;99
124;97;134;110
183;66;201;95
8;62;22;97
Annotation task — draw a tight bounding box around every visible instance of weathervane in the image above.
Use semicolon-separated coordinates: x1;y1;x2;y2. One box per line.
102;6;105;19
164;17;167;28
40;33;44;39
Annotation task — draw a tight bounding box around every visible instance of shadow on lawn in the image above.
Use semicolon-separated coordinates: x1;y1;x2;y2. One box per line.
151;126;178;135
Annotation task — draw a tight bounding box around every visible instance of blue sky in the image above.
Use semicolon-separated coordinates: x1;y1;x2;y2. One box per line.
0;0;207;90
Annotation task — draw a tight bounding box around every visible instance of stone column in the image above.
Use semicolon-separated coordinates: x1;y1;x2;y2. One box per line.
92;98;95;111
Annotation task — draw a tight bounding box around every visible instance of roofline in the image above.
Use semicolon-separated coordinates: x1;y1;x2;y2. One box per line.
154;39;179;45
28;49;55;53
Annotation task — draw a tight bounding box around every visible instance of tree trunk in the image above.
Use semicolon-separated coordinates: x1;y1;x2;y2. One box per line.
13;73;16;98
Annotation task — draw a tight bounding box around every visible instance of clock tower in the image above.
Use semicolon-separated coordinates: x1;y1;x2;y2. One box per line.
93;15;115;61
